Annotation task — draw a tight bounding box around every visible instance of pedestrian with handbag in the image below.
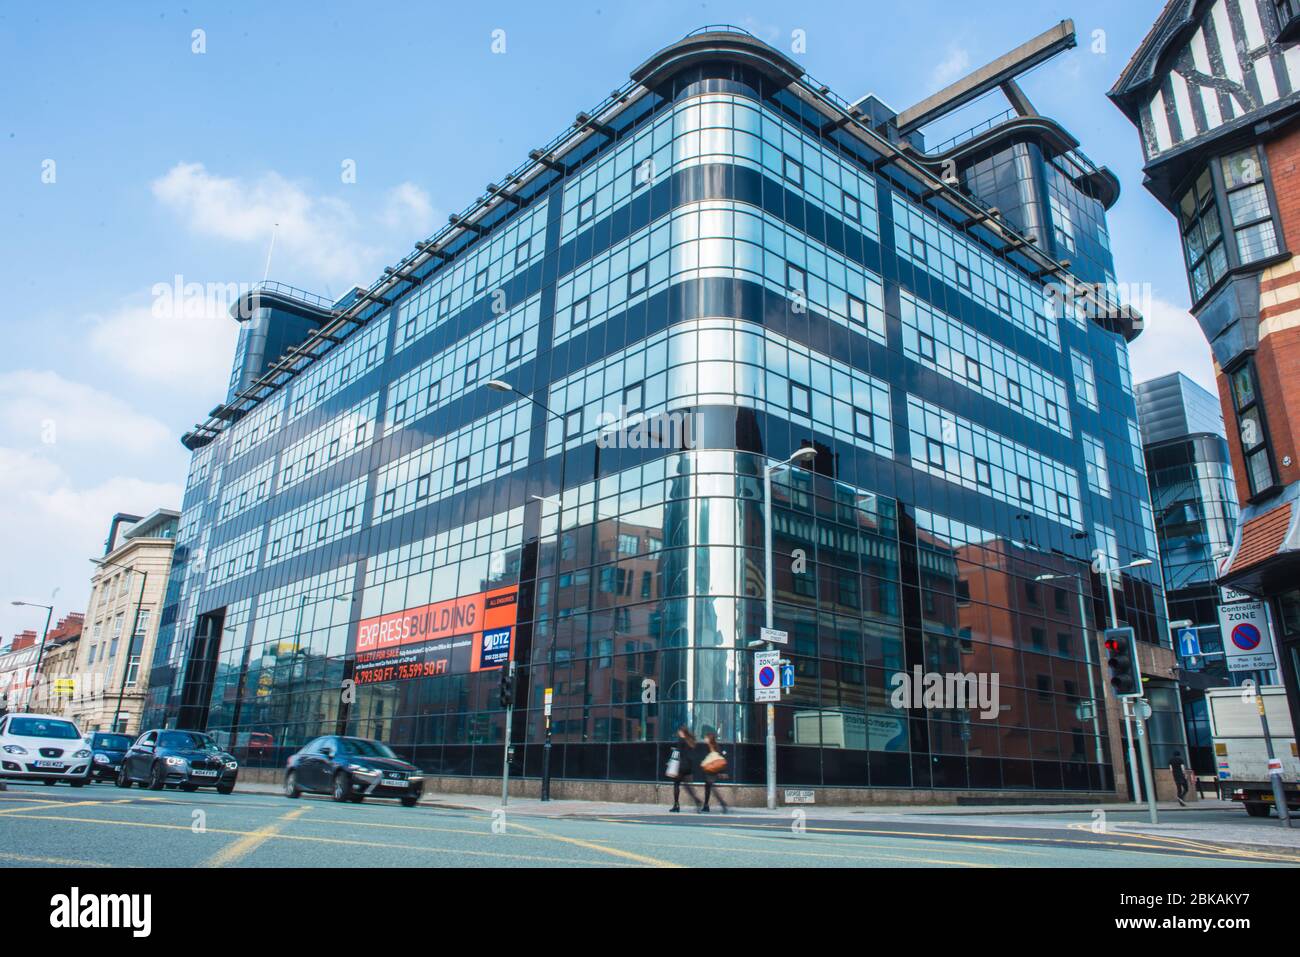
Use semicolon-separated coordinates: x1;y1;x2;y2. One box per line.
666;725;701;812
699;730;728;813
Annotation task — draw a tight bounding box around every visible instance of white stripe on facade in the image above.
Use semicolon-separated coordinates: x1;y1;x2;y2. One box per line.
1240;0;1267;51
1149;87;1173;153
1191;28;1226;130
1212;0;1246;85
1256;48;1280;103
1170;70;1200;137
1285;43;1300;92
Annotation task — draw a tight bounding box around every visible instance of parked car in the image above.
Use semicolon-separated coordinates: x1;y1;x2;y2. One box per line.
85;731;134;782
116;729;238;793
0;713;91;785
284;736;424;806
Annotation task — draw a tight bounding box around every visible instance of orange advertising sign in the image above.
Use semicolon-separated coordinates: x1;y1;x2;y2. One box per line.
353;586;518;684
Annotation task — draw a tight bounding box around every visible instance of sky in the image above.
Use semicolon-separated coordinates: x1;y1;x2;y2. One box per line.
0;0;1210;642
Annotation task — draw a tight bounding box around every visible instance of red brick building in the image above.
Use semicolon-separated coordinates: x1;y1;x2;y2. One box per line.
1111;0;1300;734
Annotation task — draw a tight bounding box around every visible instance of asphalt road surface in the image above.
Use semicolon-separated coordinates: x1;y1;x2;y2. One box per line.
1;783;1296;868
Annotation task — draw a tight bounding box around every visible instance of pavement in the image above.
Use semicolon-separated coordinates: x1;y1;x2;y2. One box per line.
1;779;1297;868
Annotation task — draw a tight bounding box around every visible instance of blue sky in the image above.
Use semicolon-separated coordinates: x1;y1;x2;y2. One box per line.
0;0;1209;640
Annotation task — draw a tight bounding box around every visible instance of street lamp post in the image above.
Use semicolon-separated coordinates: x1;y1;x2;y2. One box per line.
487;380;570;802
11;600;54;712
761;447;817;811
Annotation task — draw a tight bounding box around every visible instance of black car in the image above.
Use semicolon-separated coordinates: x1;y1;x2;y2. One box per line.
284;736;424;806
85;731;133;782
116;729;238;793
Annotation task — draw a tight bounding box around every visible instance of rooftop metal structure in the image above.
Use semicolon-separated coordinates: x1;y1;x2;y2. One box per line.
182;24;1141;451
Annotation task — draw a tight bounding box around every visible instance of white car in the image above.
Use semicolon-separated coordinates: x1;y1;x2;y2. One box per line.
0;713;92;786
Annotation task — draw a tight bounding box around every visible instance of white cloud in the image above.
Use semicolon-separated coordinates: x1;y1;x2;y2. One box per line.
1128;295;1219;394
86;299;239;398
0;446;180;643
0;370;173;456
931;45;972;89
151;162;375;289
0;371;184;642
380;182;437;236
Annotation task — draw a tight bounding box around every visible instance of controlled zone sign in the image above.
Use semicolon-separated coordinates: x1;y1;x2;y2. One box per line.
1216;600;1277;672
754;650;781;703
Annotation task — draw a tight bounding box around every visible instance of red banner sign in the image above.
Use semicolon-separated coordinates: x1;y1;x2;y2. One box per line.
353;586;518;684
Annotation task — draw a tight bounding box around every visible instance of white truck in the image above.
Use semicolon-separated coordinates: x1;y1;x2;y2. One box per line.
1206;685;1300;817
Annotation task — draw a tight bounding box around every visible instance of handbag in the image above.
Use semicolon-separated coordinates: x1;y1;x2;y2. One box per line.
665;748;681;779
700;750;727;774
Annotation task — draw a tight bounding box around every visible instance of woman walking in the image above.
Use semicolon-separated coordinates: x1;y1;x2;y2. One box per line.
667;725;701;812
699;730;729;813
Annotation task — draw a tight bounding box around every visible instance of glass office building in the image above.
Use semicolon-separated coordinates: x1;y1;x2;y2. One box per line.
145;28;1164;797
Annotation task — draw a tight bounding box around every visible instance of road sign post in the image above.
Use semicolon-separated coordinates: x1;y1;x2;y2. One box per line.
1255;691;1294;828
540;686;554;802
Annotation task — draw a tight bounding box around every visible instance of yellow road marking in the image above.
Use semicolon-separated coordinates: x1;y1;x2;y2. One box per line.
592;816;1044;858
592;816;1291;864
204;806;308;867
0;851;111;867
508;819;682;868
0;811;632;866
1103;826;1300;864
0;798;128;815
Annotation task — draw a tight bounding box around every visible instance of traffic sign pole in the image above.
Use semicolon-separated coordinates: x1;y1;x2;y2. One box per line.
500;659;515;807
1256;694;1294;828
763;466;777;811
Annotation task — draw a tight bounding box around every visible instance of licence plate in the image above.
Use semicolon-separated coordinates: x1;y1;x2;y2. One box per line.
383;779;409;787
34;761;65;769
191;770;218;777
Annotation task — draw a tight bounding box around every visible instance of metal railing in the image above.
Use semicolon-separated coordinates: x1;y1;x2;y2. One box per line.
247;281;337;311
930;108;1018;154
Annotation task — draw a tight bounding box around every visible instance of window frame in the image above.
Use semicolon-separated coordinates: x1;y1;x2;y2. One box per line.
1177;145;1286;307
1226;355;1279;498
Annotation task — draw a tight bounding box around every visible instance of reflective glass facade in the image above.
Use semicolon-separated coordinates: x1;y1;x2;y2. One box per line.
1135;373;1264;772
146;32;1164;795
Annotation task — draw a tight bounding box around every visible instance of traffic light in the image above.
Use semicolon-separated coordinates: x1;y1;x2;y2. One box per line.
1104;627;1141;698
498;670;515;709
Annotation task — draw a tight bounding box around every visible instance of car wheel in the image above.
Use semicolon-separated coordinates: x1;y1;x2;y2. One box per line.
70;779;86;788
116;766;132;788
284;770;301;799
1245;801;1271;817
147;762;166;791
43;778;58;786
332;771;351;803
216;781;235;795
400;792;420;808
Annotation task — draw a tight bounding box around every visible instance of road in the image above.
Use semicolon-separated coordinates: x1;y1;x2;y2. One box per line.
1;783;1296;868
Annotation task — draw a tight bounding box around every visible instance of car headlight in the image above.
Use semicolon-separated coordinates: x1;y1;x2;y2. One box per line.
93;753;110;764
225;760;238;770
74;749;91;759
347;764;378;774
165;756;186;766
2;745;27;755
